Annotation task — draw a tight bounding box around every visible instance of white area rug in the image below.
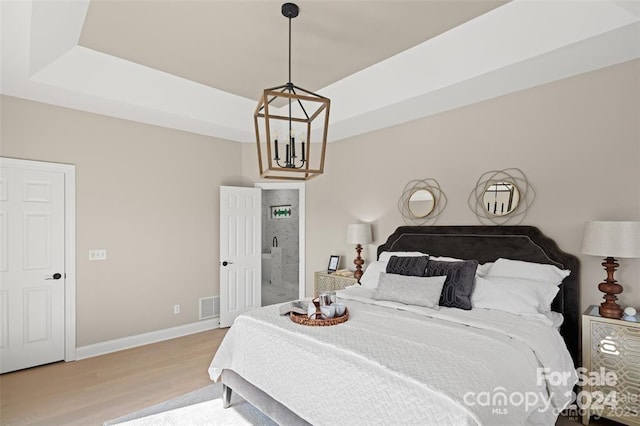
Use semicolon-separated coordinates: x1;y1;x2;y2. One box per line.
106;383;276;426
104;382;583;426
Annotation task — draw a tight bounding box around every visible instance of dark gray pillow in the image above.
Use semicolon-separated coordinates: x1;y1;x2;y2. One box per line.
426;259;479;310
386;255;429;276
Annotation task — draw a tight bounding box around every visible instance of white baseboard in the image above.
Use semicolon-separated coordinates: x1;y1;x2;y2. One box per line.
75;318;221;360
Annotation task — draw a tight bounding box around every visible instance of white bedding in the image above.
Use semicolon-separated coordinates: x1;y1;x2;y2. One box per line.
209;287;577;426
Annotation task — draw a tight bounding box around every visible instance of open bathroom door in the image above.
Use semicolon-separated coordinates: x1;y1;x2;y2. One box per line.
219;186;261;328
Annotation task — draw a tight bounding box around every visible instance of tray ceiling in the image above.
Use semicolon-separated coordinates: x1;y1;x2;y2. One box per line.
2;0;639;143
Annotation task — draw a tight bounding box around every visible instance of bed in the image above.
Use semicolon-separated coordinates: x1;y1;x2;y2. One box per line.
209;226;580;425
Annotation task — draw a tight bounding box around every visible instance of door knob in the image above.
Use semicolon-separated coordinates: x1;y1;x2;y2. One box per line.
45;273;62;280
221;261;233;266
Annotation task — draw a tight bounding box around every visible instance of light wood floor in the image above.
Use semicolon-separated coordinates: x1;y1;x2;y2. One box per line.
0;328;227;426
0;327;623;426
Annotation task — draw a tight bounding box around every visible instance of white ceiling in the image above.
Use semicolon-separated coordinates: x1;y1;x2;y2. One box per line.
2;1;639;143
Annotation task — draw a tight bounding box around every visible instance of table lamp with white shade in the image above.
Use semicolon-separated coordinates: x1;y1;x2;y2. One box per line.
347;223;372;282
581;221;640;319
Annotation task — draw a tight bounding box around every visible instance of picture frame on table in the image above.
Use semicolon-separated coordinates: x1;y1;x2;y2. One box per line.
327;255;340;273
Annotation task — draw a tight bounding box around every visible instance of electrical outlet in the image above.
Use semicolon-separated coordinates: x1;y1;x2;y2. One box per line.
174;304;181;314
89;249;107;260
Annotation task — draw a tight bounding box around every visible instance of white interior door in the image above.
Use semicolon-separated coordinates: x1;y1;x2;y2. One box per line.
219;186;261;328
0;164;66;373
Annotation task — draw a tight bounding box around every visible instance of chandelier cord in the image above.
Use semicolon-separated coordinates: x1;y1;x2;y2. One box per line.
287;10;293;161
288;11;292;85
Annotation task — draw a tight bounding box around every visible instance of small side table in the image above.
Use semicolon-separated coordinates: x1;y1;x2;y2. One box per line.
581;305;640;425
314;271;358;297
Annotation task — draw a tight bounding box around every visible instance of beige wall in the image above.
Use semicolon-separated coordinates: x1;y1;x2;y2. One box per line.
2;58;638;349
246;59;640;312
1;96;243;346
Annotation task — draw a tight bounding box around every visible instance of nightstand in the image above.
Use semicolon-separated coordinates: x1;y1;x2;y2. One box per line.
581;305;640;425
314;271;358;296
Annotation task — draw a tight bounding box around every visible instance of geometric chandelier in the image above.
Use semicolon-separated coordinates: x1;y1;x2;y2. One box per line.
254;2;331;180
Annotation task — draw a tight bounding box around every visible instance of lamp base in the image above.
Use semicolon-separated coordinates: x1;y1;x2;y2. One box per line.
598;256;623;319
599;304;623;319
353;244;364;282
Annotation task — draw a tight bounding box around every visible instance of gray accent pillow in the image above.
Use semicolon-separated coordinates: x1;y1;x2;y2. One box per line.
385;255;429;276
425;259;478;310
372;272;446;308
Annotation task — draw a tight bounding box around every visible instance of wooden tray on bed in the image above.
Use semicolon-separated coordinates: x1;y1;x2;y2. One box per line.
290;307;349;326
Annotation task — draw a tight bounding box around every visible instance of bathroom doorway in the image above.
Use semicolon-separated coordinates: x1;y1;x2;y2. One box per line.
255;182;305;306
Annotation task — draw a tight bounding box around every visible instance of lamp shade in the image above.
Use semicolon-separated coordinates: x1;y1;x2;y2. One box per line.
346;224;372;244
581;221;640;258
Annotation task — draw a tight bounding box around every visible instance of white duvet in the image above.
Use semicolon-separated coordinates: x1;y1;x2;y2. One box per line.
209;286;577;426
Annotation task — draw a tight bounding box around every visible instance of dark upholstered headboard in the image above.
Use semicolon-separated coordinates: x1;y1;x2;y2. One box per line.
377;226;580;366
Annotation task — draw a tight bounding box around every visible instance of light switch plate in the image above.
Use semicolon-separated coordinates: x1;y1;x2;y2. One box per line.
89;249;107;260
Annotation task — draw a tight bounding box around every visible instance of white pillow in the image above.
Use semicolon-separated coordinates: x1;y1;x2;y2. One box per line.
359;261;387;288
536;281;561;312
545;311;565;329
475;262;494;277
378;251;428;262
472;276;560;314
487;258;570;286
429;255;462;262
373;273;446;308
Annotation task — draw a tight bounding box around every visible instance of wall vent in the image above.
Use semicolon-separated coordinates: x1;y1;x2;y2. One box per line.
199;296;219;320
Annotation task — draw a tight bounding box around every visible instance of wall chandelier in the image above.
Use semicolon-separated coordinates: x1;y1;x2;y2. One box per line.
254;2;331;181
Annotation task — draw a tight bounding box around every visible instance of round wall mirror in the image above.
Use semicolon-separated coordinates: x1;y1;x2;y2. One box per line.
408;189;435;218
482;182;520;216
399;178;446;225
